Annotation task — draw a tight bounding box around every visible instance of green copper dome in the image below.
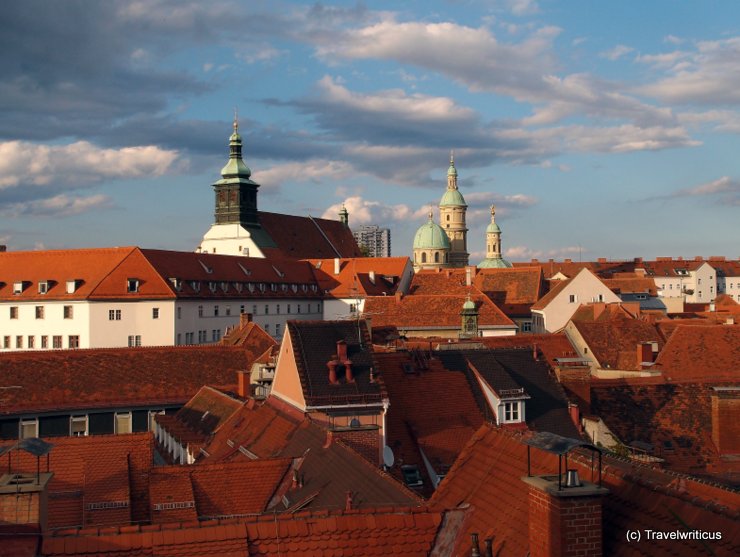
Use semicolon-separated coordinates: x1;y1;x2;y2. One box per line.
413;214;451;250
447;161;457;177
462;297;476;310
478;257;512;268
486;220;501;234
439;188;467;207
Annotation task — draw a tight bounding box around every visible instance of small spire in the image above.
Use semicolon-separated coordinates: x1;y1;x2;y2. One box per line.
233;107;239;132
450;149;454;164
491;205;496;219
428;209;434;221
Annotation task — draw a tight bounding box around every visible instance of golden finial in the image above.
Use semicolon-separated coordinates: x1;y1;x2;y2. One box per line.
450;149;454;164
233;107;239;132
491;205;496;218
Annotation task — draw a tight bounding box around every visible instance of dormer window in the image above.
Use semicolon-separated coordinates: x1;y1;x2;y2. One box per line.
208;281;217;293
66;279;80;294
220;281;229;292
503;401;521;423
169;278;182;291
13;281;25;295
38;281;49;294
127;278;139;293
191;281;201;292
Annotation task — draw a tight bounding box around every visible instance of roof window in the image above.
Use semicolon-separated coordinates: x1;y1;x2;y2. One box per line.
66;279;80;294
126;278;139;293
13;281;27;295
208;281;217;293
190;280;201;292
38;281;50;294
401;465;423;488
169;278;182;291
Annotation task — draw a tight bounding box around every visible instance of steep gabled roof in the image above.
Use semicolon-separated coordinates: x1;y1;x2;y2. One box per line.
0;346;250;415
652;325;740;382
0;433;153;529
286;320;385;406
408;269;471;295
531;278;571;311
473;266;545;315
364;294;515;329
258;211;362;259
571;318;664;371
308;257;410;298
430;423;740;557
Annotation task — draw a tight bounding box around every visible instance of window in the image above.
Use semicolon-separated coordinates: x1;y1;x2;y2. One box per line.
20;419;38;439
148;410;165;431
349;303;357;314
177;307;182;319
198;305;204;317
53;336;62;349
66;280;78;294
503;402;520;423
13;282;24;295
38;281;49;294
287;304;291;314
109;309;121;321
70;416;88;437
27;336;34;349
176;333;182;345
35;306;44;319
10;306;18;319
521;322;532;332
115;412;132;434
128;335;141;347
64;305;73;319
127;278;139;293
41;336;48;349
569;294;577;303
214;305;219;317
185;332;194;344
265;305;269;315
212;329;218;342
3;336;10;349
152;308;159;319
698;278;702;285
297;304;301;314
434;252;440;263
68;335;80;349
275;323;280;336
225;306;231;316
596;294;604;302
16;336;23;349
421;252;427;263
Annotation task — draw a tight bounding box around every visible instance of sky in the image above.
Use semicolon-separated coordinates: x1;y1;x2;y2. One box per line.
1;0;739;262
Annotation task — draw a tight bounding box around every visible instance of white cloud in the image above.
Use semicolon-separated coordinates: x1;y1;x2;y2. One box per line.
253;159;356;188
664;35;684;45
507;0;540;16
639;37;740;104
600;44;634;61
0;141;182;189
322;195;427;225
505;245;584;260
1;194;113;217
647;176;740;205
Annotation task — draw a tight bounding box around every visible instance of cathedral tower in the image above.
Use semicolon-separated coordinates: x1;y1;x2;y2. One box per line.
478;205;512;268
438;153;469;267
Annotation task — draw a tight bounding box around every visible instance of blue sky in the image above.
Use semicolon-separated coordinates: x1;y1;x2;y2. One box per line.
1;0;739;262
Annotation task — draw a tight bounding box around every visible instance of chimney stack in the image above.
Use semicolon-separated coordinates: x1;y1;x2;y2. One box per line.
334;257;341;275
240;312;253;327
568;403;582;433
336;340;348;361
237;370;250;398
466;267;472;287
637;342;652;367
327;358;339;384
345;490;354;511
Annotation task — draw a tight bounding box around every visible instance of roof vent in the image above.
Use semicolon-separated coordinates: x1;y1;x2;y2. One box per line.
237;263;251;276
198;260;213;274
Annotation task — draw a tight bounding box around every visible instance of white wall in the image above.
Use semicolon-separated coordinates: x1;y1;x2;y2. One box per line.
0;300;90;350
198;223;266;257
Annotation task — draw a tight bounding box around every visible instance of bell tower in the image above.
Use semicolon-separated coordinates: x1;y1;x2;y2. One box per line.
212;116;261;228
438;152;469;267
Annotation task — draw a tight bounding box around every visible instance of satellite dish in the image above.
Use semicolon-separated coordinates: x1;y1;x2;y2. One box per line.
382;445;395;468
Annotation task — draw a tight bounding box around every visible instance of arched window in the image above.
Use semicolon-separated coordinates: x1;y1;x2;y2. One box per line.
414;252;417;263
434;252;440;263
421;253;427;263
446;214;450;221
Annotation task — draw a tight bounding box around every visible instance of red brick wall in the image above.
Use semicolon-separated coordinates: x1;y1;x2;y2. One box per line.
528;485;603;557
712;393;740;454
331;427;380;465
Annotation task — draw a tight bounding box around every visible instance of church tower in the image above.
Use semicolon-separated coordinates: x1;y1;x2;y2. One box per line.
478;205;512;268
438;153;469;267
213;117;260;227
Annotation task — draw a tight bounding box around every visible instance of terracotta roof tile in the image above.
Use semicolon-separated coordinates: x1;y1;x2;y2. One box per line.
286;320;385;406
476;333;577;367
365;294;515;329
307;257;410;298
530;278;571;311
431;423;740;557
572;318;664;371
258;212;362;259
652;325;740;381
0;433;152;529
473;267;545;314
0;345;251;415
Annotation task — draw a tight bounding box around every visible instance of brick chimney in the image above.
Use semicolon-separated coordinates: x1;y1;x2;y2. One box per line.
240;312;253;326
636;342;653;367
711;387;740;456
327;358;339;384
0;472;53;532
237;370;250;398
336;340;348;361
523;475;608;557
568;403;582;433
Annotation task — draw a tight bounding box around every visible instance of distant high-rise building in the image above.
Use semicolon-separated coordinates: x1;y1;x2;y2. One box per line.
353;225;391;258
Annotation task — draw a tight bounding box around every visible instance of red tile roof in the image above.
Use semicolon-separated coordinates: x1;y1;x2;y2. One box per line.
652;325;740;382
199;398;421;511
602;275;657;295
477;333;578;367
308;257;410;298
589;380;737;483
0;433;153;529
220;319;279;355
409;269;472;295
571;318;664;371
530;278;571;311
258;212;362;259
473;267;545;315
0;346;251;415
149;459;293;522
375;352;484;494
42;507;448;557
365;294;515;330
430;423;740;556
